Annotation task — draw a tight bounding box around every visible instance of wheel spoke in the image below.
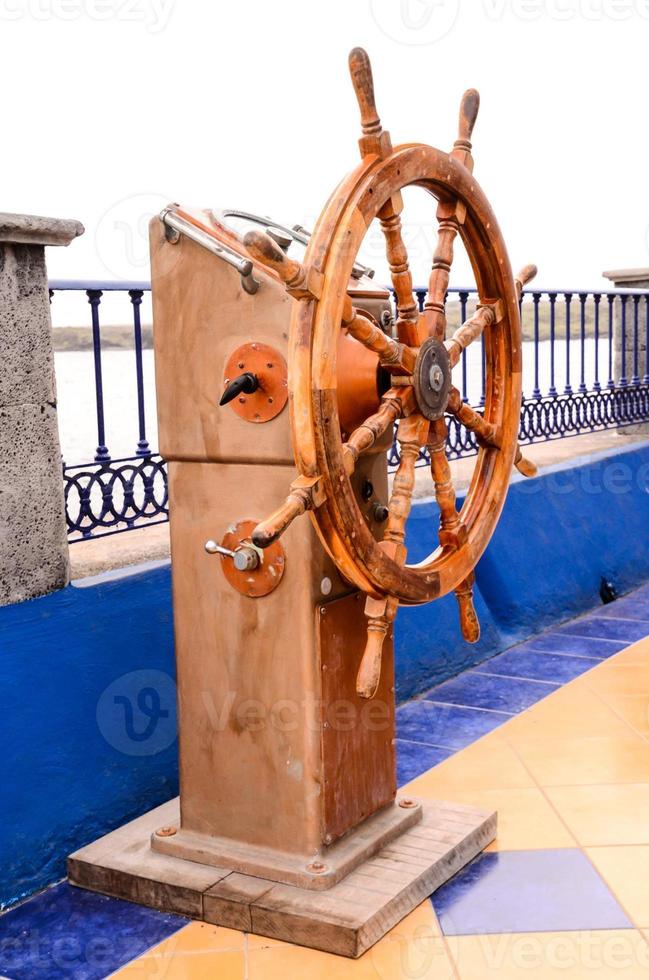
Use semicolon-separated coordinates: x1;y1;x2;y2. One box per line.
379;203;424;347
423;89;480;340
428;417;466;550
342;300;416;376
455;573;480;642
356;413;429;699
445;304;499;368
424;204;461;341
343;387;414;475
447;386;499;445
428;418;480;642
448;387;538;477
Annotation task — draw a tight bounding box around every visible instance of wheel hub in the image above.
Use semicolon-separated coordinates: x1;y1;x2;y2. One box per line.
413;337;452;421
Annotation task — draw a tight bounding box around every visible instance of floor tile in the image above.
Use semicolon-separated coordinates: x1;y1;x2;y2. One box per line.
114;948;245;978
0;882;186;980
403;781;576;851
545;783;649;846
598;599;649;621
508;733;649;787
432;849;631;936
475;649;594;684
557;617;649;643
591;694;649;738
426;671;557;714
449;930;649;979
247;900;453;978
587;846;649;929
521;633;628;659
502;682;635;740
396;700;508;750
577;664;649;700
400;730;534;794
604;640;649;666
396;740;453;786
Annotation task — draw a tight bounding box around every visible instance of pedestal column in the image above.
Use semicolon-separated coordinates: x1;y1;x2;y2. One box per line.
0;212;84;605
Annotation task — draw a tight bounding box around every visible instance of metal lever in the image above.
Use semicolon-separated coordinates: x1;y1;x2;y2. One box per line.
219;372;259;406
204;539;260;571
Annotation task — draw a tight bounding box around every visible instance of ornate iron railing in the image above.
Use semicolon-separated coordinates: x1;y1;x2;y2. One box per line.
51;281;649;540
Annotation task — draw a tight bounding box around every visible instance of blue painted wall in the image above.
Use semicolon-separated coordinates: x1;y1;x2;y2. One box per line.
1;561;177;911
2;440;649;910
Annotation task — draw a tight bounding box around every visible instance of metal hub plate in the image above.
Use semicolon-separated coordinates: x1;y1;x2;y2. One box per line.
413;337;452;421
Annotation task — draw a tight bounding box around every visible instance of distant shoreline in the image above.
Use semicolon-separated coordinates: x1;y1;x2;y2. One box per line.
53;324;153;352
52;300;603;352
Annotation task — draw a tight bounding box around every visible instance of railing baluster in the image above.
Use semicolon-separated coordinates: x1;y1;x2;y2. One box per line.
564;292;573;395
632;294;640;385
644;296;649;385
532;292;541;399
578;292;587;394
459;290;468;401
87;288;110;463
548;292;557;397
593;293;601;392
607;294;615;390
620;294;628;387
129;289;151;456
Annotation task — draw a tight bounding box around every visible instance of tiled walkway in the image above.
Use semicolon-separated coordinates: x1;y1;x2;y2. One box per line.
4;584;649;978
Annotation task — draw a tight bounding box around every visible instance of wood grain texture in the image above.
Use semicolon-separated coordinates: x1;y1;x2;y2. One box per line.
70;797;496;958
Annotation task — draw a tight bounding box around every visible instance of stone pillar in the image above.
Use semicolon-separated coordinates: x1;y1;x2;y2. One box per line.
602;267;649;435
0;213;84;606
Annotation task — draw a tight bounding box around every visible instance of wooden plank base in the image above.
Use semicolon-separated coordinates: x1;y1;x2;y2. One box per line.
68;797;496;958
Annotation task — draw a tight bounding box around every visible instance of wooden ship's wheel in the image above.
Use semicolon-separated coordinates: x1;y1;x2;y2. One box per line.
245;48;537;698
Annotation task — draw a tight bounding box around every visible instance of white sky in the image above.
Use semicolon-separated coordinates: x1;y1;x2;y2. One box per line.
5;0;649;292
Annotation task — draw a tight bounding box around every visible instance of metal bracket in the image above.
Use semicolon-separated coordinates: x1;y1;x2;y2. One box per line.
160;207;260;295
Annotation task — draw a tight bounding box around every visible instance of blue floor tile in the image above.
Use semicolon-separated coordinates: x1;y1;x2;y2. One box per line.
396;740;453;786
396;700;509;749
429;670;558;714
475;649;594;684
520;632;628;659
557;616;649;643
432;849;632;936
0;882;186;980
597;598;649;621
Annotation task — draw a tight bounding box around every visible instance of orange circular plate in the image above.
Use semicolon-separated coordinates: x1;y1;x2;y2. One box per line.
220;520;286;597
223;343;288;423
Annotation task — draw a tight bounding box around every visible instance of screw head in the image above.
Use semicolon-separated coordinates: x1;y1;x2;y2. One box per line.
307;861;327;874
429;362;444;392
398;798;418;809
155;825;177;837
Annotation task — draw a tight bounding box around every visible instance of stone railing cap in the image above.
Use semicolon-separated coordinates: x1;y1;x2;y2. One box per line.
602;267;649;284
0;212;84;246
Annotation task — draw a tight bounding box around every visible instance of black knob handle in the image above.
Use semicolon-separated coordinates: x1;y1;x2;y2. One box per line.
219;372;259;406
372;503;389;523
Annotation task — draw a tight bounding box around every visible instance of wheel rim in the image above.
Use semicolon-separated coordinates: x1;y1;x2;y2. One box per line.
291;143;522;604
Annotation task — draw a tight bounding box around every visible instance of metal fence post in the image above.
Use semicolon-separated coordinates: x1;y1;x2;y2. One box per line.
0;212;84;604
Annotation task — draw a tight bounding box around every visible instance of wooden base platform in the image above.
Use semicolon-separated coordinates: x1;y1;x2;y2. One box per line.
68;797;496;958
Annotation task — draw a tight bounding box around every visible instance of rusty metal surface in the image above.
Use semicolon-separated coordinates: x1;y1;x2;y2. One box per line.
220;519;286;597
223;343;288;423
